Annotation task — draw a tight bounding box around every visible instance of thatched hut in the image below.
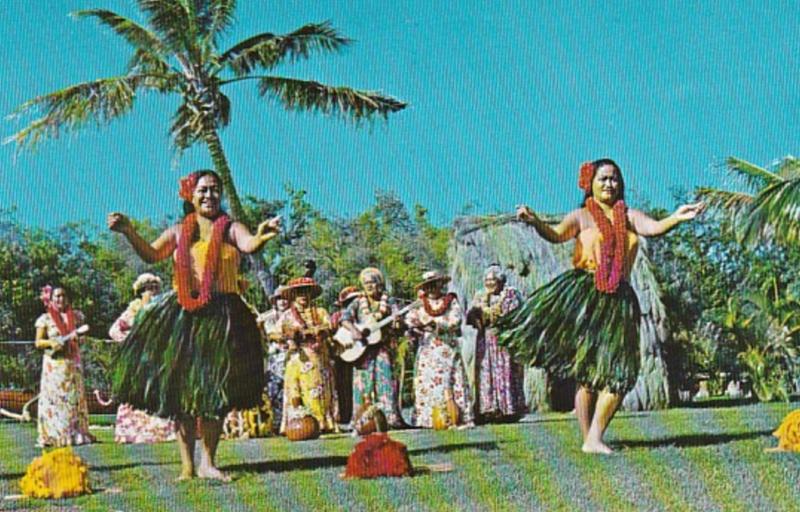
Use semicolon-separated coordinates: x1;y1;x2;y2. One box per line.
449;215;671;411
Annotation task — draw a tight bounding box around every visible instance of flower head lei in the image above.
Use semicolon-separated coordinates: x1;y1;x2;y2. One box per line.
39;285;53;307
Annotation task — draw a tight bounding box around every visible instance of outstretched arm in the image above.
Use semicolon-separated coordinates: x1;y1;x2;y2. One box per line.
229;217;282;254
629;203;705;237
107;212;175;263
517;205;580;243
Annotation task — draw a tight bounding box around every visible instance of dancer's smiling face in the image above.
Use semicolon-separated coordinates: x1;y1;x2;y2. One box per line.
591;164;621;205
191;175;222;217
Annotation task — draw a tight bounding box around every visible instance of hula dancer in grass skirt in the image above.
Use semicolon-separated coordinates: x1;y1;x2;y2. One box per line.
500;159;704;453
107;170;281;480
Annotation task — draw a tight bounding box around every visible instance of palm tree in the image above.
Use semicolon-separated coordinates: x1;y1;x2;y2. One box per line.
698;156;800;245
5;1;406;293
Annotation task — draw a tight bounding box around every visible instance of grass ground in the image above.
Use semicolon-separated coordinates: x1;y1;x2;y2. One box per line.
0;400;798;511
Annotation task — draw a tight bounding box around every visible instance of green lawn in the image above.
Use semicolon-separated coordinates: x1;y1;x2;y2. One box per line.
1;400;798;511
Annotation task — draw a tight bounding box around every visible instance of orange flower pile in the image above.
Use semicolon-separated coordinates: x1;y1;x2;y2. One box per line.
772;409;800;452
20;448;91;499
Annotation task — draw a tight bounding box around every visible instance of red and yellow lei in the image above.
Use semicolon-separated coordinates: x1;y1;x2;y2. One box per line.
585;197;628;294
174;212;231;311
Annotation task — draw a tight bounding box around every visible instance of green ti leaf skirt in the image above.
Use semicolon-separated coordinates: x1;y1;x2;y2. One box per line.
496;269;641;394
111;291;264;418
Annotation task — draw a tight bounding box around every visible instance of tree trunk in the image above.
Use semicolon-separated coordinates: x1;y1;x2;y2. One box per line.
203;129;273;296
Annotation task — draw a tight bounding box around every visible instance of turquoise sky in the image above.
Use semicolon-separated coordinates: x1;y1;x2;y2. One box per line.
2;1;799;228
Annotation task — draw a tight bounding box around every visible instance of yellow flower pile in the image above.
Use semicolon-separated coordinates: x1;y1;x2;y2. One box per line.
19;447;91;499
773;409;800;452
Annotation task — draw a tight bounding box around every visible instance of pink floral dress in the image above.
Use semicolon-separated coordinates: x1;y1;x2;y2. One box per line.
35;311;95;447
407;295;474;427
109;298;176;443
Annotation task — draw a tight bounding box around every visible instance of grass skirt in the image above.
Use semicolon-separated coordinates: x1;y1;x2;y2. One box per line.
496;269;641;394
111;291;264;418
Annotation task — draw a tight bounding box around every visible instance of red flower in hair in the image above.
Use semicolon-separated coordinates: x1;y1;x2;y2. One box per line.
578;161;595;192
178;172;200;202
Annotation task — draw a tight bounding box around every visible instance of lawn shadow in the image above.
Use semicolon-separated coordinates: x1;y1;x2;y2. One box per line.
618;429;773;450
223;455;349;474
222;441;498;475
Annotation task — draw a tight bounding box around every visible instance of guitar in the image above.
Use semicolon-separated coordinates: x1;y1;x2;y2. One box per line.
336;300;420;363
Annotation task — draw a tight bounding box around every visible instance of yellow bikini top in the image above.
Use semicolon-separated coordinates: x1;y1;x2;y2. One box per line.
573;228;639;279
172;240;241;294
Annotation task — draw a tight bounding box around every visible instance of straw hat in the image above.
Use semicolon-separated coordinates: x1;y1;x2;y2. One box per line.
281;277;322;299
414;270;451;291
336;286;362;306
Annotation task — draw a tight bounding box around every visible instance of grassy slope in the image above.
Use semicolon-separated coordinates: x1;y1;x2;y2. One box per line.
0;401;798;511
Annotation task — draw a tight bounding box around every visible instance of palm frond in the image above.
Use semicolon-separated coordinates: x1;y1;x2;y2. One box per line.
5;76;153;150
137;0;191;51
127;50;181;90
739;178;800;245
696;187;754;213
775;155;800;180
724;156;782;191
220;22;351;76
198;0;236;45
257;76;407;122
72;9;167;56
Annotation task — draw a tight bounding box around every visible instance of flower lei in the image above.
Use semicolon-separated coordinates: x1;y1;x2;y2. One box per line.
422;292;456;317
174;212;231;311
585;197;628;294
47;303;78;361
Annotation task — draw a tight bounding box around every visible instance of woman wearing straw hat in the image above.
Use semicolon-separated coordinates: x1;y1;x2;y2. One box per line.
109;273;177;443
406;271;475;429
276;277;339;433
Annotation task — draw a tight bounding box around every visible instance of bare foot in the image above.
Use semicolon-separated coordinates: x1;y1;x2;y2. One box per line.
175;470;195;482
581;440;613;455
197;465;231;482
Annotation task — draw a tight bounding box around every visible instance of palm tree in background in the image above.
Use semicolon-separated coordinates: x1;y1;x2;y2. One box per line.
5;0;406;293
698;156;800;245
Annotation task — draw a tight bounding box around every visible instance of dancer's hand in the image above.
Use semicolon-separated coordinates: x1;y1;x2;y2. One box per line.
674;202;706;222
107;212;132;234
256;216;282;238
516;204;538;223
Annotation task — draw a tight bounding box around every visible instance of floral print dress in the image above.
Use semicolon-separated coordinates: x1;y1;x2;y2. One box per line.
471;286;526;419
109;299;176;443
35;311;95;447
260;307;289;433
341;295;404;427
278;305;339;433
407;295;474;428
